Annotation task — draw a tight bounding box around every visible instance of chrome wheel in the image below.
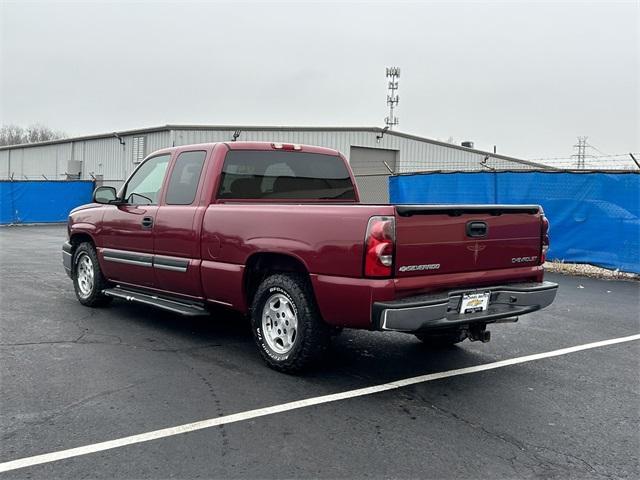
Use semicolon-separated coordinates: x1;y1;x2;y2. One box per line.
261;293;298;354
76;253;95;298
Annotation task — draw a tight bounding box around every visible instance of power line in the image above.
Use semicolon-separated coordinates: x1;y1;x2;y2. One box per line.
585;141;610;157
529;152;640;161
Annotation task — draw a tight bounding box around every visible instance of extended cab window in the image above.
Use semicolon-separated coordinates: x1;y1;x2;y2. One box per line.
165;151;206;205
218;151;356;200
124;154;170;205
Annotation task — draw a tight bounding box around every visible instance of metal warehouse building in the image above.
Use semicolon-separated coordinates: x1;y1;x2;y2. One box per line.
0;125;544;202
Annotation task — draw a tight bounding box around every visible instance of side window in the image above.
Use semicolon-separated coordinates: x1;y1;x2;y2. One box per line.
124;154;170;205
165;151;207;205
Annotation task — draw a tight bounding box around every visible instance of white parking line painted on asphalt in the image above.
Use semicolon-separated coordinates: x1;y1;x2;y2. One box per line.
1;333;638;473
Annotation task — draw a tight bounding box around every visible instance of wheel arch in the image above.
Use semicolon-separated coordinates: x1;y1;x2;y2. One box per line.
68;231;99;274
243;252;312;309
69;231;95;248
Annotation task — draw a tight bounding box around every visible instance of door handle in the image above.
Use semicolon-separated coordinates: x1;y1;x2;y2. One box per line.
466;221;488;237
141;216;153;228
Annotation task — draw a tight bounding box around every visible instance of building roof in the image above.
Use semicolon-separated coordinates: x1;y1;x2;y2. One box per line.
0;123;543;168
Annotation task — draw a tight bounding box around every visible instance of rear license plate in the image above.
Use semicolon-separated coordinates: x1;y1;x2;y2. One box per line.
459;292;490;314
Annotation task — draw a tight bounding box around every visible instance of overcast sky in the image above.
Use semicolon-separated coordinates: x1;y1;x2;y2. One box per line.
1;0;638;163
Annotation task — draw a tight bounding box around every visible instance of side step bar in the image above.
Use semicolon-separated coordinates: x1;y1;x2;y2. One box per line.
103;287;208;316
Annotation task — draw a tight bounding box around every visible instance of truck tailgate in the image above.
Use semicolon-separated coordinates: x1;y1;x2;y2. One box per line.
394;205;543;277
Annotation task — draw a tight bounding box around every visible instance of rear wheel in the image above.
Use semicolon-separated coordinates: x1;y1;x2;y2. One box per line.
415;330;466;348
72;242;111;307
250;273;330;373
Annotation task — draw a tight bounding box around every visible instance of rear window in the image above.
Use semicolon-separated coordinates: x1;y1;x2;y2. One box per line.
218;151;356;200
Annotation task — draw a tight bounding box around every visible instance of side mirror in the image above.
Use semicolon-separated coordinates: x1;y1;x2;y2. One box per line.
93;186;117;204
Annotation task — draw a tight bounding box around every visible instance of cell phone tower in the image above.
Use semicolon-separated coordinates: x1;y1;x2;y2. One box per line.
385;67;400;129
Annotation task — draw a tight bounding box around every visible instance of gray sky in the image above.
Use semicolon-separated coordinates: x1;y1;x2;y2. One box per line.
1;0;638;164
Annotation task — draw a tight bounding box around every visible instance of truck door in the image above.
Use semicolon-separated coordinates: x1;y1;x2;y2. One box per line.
153;150;208;298
99;153;171;288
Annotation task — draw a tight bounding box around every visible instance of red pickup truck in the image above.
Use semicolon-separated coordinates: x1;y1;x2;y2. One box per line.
63;141;557;372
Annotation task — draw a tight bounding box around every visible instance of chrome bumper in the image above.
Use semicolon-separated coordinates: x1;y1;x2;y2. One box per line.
62;241;73;277
373;281;558;333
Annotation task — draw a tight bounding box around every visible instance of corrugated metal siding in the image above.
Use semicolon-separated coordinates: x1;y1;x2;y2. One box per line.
144;131;171;153
3;143;70;179
0;128;534;184
10;149;24;178
350;146;397;175
0;150;10;178
84;137;127;181
354;175;390;203
21;145;57;179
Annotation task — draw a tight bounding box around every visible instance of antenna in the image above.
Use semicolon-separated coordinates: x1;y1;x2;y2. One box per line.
385;67;400;129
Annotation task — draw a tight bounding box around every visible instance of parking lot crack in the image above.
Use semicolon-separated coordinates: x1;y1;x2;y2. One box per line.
1;380;149;440
407;391;604;478
170;347;231;457
426;400;528;452
519;440;601;477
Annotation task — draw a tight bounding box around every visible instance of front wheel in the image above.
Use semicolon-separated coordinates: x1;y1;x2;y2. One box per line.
72;242;111;307
250;273;330;373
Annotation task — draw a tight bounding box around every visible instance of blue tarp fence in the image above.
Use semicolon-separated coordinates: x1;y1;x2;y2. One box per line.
389;172;640;274
0;180;94;224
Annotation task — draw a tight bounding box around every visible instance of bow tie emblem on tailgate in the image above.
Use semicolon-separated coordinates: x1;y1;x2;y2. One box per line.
467;242;487;264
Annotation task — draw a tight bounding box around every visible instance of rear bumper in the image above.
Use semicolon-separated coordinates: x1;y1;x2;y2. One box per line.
372;281;558;333
62;241;73;277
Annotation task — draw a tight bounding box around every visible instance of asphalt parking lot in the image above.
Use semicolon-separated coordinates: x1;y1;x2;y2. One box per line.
0;224;638;479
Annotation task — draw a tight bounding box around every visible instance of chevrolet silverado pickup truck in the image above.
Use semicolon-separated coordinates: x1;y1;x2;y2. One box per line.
63;141;558;372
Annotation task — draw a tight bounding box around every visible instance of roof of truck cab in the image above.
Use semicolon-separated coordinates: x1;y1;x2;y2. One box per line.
151;141;341;157
225;141;339;155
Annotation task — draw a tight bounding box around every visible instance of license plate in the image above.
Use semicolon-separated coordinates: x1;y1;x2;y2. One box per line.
459;291;490;314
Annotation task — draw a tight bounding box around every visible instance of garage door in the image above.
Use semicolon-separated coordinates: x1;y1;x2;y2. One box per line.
349;146;398;203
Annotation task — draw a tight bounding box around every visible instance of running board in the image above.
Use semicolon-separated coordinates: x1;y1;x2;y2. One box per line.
102;287;208;316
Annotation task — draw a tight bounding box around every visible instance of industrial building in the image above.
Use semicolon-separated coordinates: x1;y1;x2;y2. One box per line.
0;125;545;202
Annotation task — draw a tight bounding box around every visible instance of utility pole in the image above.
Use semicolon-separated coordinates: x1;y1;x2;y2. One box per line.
385;67;400;130
572;136;588;169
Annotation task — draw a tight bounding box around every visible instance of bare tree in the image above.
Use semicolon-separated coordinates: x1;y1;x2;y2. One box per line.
0;124;67;146
0;125;25;146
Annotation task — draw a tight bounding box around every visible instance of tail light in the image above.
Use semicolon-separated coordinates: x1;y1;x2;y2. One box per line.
364;216;395;277
541;215;550;263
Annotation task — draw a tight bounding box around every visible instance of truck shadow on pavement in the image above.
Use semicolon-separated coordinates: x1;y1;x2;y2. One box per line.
101;299;492;387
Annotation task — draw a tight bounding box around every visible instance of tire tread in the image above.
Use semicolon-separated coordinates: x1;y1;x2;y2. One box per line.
251;273;330;373
73;242;112;307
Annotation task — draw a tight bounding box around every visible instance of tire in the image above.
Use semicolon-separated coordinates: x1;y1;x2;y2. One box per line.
72;242;112;307
415;330;466;348
330;326;344;337
250;273;330;373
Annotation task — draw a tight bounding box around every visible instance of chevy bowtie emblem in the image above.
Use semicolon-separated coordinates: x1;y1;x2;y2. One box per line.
467;242;486;264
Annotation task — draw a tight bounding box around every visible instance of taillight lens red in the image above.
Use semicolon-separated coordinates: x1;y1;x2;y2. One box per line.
541;215;550;263
271;143;301;151
364;216;395;277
